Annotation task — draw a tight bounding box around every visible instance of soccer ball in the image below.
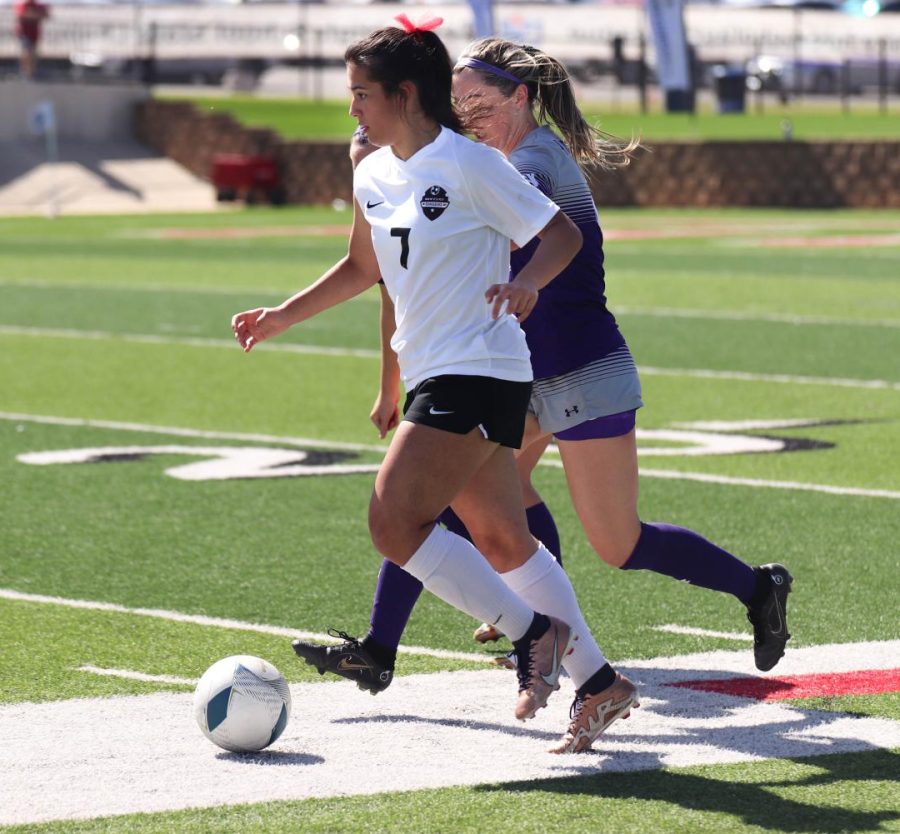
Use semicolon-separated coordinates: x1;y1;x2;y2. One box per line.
193;655;291;753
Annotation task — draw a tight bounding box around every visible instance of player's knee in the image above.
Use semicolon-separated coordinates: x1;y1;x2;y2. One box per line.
368;505;398;557
471;528;531;572
590;534;633;568
368;501;422;561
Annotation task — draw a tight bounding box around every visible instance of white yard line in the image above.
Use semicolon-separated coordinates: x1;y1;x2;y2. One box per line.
2;324;899;392
77;665;197;686
615;305;900;330
638;365;900;392
0;411;388;453
5;411;898;500
5;280;896;328
2;640;898;826
0;278;376;299
0;325;380;359
538;457;900;501
0;588;488;664
652;625;753;642
636;468;900;501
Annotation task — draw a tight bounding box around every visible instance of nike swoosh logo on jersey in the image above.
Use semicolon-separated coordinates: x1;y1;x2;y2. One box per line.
428;406;454;415
366;200;384;209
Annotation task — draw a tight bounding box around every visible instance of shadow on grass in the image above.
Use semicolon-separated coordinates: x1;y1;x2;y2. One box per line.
477;749;900;833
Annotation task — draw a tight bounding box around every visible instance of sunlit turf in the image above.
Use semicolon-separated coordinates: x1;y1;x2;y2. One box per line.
4;750;898;834
161;94;900;141
1;206;898;834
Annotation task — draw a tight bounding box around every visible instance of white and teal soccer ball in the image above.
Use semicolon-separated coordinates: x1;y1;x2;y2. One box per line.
193;655;291;753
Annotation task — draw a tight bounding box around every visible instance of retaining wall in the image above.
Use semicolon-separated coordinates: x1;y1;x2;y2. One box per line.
135;99;900;208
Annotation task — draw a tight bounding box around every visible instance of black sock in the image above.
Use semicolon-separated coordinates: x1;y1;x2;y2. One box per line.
512;612;551;653
576;663;617;699
361;634;397;670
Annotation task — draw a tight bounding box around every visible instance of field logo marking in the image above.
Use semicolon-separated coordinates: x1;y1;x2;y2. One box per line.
13;420;847;485
17;445;380;480
5;412;899;499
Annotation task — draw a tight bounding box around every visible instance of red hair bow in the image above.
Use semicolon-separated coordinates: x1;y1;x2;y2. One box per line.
394;14;444;36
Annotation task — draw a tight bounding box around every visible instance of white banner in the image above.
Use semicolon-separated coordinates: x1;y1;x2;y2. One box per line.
645;0;690;91
0;4;897;64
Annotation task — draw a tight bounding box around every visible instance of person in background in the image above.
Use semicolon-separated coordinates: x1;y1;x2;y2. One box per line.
15;0;49;80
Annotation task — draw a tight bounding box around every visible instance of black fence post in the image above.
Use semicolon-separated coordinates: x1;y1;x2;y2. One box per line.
638;33;648;115
840;58;850;115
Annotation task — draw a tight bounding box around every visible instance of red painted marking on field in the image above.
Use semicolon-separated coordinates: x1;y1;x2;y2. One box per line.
757;234;900;249
158;225;350;240
668;668;900;701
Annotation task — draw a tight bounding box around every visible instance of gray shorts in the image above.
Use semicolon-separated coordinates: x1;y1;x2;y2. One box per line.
529;346;644;437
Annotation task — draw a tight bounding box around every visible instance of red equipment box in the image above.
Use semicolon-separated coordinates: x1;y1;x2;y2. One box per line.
211;154;283;204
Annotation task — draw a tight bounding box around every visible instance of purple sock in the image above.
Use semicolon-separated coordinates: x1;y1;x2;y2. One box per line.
366;558;423;652
525;502;562;566
440;505;562;564
366;503;564;652
622;522;756;604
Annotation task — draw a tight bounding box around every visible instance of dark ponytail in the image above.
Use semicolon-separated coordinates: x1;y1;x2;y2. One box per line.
345;27;462;133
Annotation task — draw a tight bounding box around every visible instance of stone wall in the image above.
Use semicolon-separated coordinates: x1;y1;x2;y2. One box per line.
135;99;900;209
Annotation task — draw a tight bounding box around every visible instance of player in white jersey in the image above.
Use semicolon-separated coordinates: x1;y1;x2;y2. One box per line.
232;18;633;728
297;37;792;754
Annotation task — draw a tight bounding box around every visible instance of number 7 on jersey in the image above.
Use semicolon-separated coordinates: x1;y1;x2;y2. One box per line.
390;227;411;269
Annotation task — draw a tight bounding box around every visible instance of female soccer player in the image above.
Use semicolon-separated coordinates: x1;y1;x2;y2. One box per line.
294;36;792;753
233;20;635;731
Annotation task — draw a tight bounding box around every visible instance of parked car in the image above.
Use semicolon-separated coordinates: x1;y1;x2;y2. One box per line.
746;54;900;94
69;53;269;88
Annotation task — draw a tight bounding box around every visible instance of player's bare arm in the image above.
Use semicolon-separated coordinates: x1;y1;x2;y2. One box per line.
370;283;401;439
485;210;581;322
232;200;380;352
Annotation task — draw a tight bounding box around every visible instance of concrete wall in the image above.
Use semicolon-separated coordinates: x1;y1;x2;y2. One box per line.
136;99;900;209
0;81;149;142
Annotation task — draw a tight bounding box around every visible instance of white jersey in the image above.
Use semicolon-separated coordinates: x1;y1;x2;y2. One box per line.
354;127;560;388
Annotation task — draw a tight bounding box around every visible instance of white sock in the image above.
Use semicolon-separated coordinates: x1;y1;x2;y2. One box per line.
501;545;607;689
402;525;535;642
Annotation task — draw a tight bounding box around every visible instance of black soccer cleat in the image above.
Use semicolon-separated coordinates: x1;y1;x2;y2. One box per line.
292;629;393;694
746;563;793;672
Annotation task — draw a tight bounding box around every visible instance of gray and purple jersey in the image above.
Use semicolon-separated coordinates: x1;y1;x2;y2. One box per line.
509;126;625;380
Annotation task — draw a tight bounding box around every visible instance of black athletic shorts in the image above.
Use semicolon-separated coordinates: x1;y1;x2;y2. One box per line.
402;374;533;449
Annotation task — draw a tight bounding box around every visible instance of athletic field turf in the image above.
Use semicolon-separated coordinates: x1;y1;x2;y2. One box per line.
1;206;898;832
166;94;900;141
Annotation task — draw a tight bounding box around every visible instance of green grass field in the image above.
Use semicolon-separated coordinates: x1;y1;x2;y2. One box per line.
165;94;900;141
1;207;899;832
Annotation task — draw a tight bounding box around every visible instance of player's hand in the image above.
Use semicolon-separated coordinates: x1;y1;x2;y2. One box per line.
231;307;288;353
370;393;400;439
485;277;539;322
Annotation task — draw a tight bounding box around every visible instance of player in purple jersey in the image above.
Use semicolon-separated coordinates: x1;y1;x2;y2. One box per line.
293;37;791;752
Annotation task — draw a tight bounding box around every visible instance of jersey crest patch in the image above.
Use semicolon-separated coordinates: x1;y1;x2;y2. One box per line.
420;185;449;221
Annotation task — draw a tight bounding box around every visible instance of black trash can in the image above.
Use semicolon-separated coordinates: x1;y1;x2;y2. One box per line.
712;65;747;114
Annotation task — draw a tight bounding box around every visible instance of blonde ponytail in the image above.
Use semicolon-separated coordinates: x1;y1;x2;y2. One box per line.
456;38;640;171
